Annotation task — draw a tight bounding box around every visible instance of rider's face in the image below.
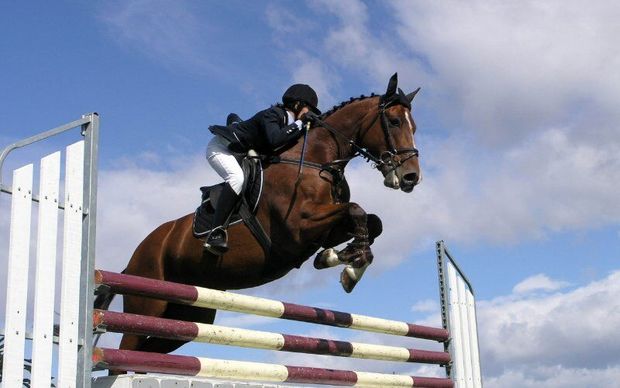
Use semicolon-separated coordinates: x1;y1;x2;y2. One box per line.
296;106;310;120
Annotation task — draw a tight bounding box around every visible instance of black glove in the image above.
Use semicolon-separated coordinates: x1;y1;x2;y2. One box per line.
303;111;319;125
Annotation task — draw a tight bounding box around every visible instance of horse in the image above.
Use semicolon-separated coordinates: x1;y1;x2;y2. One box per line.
96;73;422;358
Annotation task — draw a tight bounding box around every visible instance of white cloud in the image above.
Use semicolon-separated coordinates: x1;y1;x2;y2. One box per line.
266;0;426;101
293;1;620;148
290;51;341;109
485;365;620;388
479;271;620;378
315;0;427;92
411;299;438;313
513;273;570;294
265;5;298;35
95;155;211;271
213;311;276;329
389;0;620;145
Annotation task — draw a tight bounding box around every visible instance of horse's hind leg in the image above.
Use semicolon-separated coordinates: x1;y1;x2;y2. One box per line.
110;296;168;375
114;300;217;375
137;303;217;354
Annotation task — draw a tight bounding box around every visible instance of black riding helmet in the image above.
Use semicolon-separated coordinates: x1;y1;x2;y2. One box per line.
282;84;321;115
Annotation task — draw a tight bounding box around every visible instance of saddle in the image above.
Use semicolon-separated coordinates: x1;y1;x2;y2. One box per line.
192;151;271;253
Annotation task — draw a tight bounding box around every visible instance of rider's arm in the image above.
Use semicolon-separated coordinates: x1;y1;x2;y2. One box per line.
261;108;304;150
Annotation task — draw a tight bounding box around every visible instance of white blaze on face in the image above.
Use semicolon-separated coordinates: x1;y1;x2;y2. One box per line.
404;111;417;149
404;110;422;183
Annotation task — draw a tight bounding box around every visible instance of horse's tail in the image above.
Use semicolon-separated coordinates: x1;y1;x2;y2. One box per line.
93;268;125;346
93;290;115;310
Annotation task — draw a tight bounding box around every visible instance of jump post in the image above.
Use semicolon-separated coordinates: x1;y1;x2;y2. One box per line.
1;115;482;387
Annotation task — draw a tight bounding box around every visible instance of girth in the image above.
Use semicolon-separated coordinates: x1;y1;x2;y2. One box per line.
275;157;350;204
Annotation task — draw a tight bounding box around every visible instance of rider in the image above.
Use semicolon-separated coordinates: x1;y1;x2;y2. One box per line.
205;84;321;254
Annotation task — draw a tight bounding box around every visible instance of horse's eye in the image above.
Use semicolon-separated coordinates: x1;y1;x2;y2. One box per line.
389;118;401;127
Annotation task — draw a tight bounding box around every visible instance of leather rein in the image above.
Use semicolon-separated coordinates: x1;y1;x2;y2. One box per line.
281;98;419;175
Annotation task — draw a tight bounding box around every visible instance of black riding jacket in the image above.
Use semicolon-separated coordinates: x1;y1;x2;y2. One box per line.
209;106;303;154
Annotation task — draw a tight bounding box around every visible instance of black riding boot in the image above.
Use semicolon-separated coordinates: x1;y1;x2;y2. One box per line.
204;183;240;255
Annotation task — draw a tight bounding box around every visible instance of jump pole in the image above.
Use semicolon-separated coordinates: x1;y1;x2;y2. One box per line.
93;348;454;388
95;270;449;342
93;309;451;365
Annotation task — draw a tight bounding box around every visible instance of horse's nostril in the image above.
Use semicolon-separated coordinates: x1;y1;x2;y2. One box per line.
403;173;418;185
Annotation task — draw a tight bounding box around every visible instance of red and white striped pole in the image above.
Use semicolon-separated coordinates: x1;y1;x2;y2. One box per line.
94;309;450;365
93;348;454;388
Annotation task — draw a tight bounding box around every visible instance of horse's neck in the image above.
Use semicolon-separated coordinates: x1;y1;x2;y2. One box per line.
302;101;373;164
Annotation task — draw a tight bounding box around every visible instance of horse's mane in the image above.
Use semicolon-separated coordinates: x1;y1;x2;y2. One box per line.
268;94;379;121
320;93;379;119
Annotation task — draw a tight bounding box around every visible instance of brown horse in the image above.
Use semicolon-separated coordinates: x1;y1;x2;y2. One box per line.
98;73;422;357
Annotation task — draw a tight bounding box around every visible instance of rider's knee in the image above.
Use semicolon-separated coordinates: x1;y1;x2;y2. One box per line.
227;173;244;195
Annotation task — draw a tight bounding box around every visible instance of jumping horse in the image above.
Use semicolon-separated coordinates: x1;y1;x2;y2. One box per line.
96;73;422;358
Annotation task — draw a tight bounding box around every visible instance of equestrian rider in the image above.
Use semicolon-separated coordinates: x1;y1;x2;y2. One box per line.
205;84;321;255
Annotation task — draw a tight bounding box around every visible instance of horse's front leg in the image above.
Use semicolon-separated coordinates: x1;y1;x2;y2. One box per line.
316;213;383;268
301;203;381;293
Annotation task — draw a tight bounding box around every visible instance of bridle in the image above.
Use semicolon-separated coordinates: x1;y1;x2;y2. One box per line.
311;98;419;173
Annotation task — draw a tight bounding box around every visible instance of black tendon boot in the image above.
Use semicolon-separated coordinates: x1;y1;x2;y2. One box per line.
204;183;240;255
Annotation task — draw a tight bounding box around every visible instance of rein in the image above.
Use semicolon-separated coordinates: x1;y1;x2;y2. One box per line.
311;99;419;173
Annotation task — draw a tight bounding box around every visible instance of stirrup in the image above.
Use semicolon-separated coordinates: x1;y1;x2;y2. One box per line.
204;227;229;255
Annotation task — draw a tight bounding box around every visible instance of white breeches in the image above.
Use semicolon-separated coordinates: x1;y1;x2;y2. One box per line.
206;135;244;194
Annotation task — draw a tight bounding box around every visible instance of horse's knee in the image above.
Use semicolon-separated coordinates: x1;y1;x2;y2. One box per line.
346;203;369;238
347;203;367;218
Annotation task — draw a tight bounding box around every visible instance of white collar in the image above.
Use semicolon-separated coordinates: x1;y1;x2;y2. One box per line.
286;110;295;125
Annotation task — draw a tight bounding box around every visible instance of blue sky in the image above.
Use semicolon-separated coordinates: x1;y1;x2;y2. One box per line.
1;1;620;387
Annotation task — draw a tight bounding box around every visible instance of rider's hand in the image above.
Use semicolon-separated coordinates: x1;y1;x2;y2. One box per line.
303;111;319;126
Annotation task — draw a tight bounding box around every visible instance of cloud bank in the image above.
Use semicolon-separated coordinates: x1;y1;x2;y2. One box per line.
479;270;620;386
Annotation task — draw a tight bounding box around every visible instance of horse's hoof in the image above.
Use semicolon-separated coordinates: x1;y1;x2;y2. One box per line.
340;268;358;293
314;248;340;269
339;262;370;293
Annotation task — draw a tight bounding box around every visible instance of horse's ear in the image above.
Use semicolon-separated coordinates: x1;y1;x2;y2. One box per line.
385;73;398;96
407;87;421;102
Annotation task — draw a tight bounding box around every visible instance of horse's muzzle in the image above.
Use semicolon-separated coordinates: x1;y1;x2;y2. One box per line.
400;172;418;193
382;166;420;192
